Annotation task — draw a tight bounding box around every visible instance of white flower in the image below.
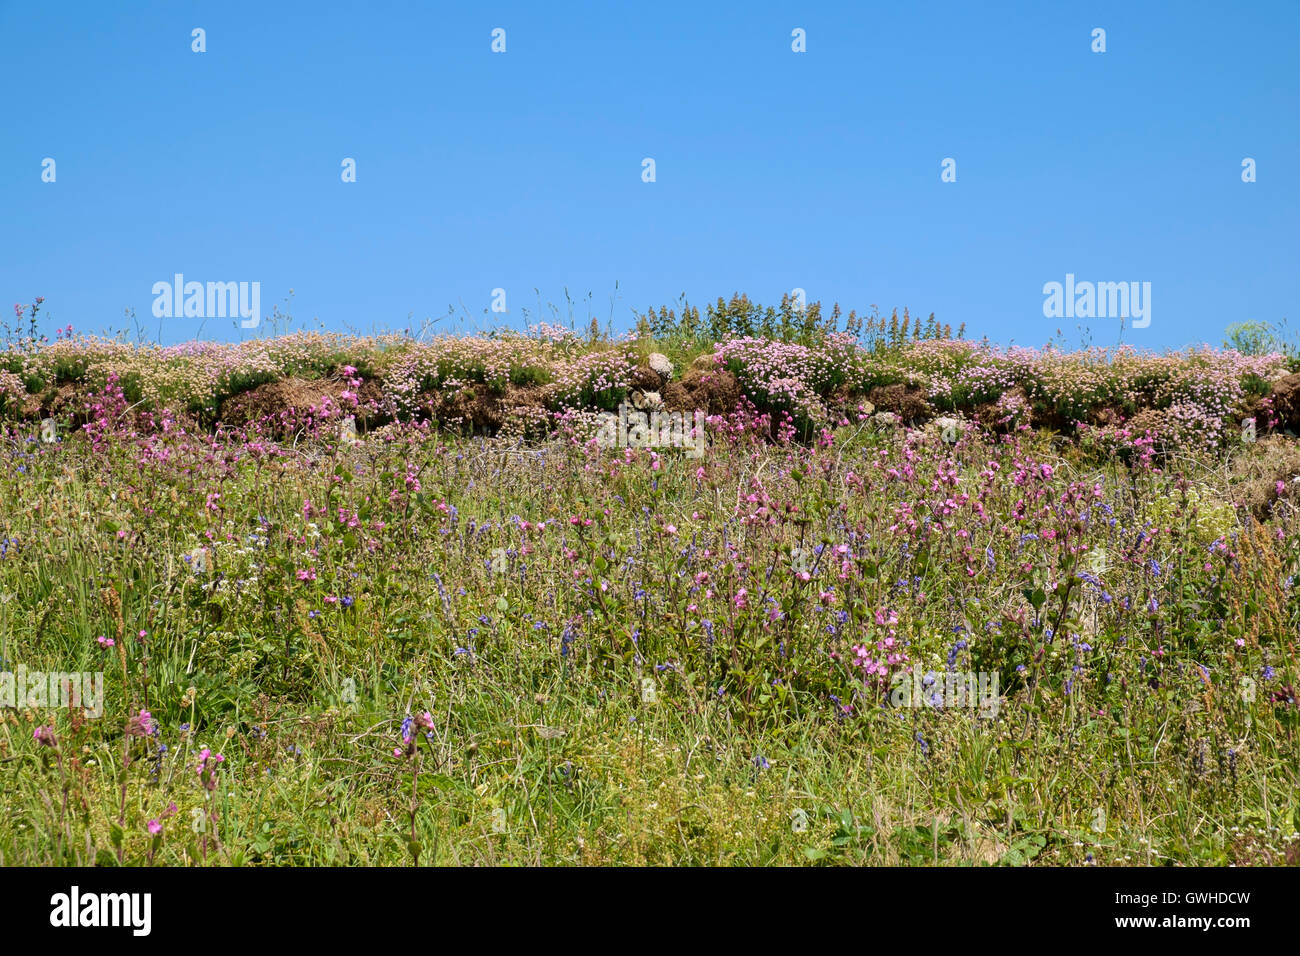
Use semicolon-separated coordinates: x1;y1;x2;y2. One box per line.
39;418;57;443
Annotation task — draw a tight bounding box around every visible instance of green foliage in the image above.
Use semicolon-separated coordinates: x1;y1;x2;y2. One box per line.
1;406;1297;866
1225;320;1282;357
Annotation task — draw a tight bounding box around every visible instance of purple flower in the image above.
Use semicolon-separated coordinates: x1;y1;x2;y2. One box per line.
127;709;154;737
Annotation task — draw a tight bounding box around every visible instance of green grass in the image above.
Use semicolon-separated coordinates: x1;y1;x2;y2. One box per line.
0;415;1297;866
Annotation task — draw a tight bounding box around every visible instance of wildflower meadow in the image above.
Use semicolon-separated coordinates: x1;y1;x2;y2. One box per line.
2;297;1298;867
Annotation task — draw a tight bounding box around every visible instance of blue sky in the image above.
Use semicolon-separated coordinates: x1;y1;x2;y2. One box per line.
2;0;1296;348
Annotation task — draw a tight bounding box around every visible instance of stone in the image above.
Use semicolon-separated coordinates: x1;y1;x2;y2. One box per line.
648;352;675;381
631;389;663;411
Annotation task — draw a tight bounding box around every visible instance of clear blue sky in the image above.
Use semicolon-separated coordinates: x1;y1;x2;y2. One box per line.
2;0;1296;348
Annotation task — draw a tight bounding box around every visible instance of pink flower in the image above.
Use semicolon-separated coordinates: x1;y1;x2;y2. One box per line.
196;748;225;790
127;709;154;737
147;820;162;836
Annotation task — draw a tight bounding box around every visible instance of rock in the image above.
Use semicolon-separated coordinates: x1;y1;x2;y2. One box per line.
631;389;663;411
648;353;675;381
